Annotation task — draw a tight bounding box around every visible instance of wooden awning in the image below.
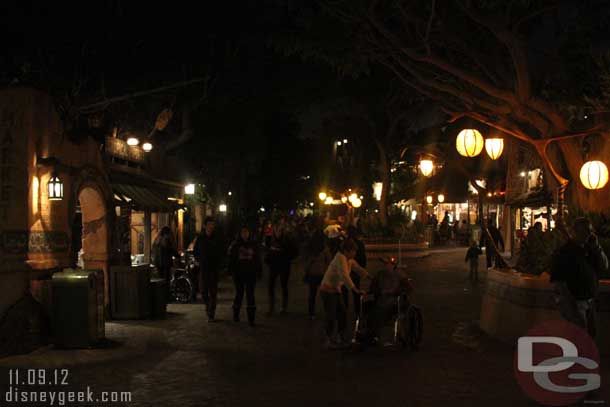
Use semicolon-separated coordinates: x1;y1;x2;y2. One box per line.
112;183;181;212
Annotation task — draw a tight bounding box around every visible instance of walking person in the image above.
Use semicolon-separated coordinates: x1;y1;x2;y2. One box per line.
193;217;225;322
319;239;364;349
344;226;368;316
480;219;504;269
265;224;297;315
551;217;608;338
153;226;178;302
303;222;331;319
228;226;261;326
465;240;483;283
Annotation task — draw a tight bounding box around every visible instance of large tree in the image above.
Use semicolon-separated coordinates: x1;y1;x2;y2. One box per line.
279;0;610;229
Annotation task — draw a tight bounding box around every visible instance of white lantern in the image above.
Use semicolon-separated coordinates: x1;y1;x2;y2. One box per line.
351;198;362;208
318;192;327;201
485;138;504;160
437;194;445;203
419;159;434;177
426;195;433;204
580;160;609;190
142;142;153;152
456;129;484;157
48;171;63;201
185;184;195;195
127;137;140;146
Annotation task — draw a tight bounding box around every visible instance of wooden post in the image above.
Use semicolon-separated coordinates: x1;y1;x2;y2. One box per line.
144;210;151;264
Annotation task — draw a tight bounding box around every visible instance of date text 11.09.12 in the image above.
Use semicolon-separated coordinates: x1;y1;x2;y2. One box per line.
9;369;69;386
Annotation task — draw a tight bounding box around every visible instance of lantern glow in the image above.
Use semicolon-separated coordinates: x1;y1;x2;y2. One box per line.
419;159;434;177
351;198;362;208
456;129;484;157
318;192;327;201
142;142;153;152
437;194;445;203
485;138;504;160
126;137;140;146
184;184;195;195
426;195;433;204
324;196;334;205
48;172;63;201
580;160;609;190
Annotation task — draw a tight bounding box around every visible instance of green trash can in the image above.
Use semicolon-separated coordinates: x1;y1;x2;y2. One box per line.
52;269;105;348
150;278;167;318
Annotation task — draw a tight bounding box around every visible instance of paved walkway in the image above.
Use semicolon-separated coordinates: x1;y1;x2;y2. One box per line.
1;249;608;406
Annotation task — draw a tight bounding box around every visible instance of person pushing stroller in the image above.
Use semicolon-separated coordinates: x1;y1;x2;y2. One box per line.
358;257;413;345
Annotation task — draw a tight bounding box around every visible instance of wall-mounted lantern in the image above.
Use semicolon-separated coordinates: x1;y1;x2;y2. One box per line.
48;171;64;201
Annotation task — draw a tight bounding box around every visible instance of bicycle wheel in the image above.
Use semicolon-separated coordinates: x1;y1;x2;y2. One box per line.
171;277;193;303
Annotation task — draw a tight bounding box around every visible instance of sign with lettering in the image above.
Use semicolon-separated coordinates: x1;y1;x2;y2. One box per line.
105;137;145;164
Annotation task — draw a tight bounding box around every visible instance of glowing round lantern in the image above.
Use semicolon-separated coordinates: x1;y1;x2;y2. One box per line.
351;198;362;208
318;192;327;201
324;196;334;205
419;159;434;177
456;129;484;157
485;138;504;160
341;196;348;203
437;194;445;203
426;195;433;204
580;161;609;190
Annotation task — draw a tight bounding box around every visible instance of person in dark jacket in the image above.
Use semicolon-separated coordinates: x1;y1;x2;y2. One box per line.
265;224;297;315
153;226;178;301
193;217;225;322
551;217;608;338
228;226;262;326
480;219;504;268
465;240;483;283
304;225;331;319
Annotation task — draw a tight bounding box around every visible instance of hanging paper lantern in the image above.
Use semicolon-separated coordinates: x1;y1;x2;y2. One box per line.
419;159;434;177
456;129;484;157
437;194;445;203
580;160;609;190
485;138;504;160
426;195;433;204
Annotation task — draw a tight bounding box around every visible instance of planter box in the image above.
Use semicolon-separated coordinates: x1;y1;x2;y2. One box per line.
481;268;610;355
110;265;151;320
150;278;167;319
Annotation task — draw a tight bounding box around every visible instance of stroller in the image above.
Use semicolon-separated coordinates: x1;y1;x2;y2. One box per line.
352;262;423;349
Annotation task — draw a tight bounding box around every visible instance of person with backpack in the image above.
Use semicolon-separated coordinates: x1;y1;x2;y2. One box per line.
228;225;262;326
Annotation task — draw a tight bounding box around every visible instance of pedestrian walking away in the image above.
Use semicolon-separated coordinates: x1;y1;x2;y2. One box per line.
551;217;608;338
152;226;179;302
319;239;364;349
228;225;262;326
265;223;298;315
465;240;483;283
194;216;226;322
303;221;331;319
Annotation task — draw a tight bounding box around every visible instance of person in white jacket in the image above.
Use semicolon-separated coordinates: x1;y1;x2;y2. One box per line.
319;239;369;348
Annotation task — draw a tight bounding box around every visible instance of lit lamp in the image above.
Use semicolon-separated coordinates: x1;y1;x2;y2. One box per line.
324;196;334;205
419;159;434;177
485;138;504;160
126;137;140;146
426;195;433;204
219;204;227;213
48;171;64;201
142;142;153;152
348;193;358;203
318;192;327;201
580;160;609;190
352;198;362;208
456;129;484;157
184;184;195;195
437;194;445;203
341;196;348;203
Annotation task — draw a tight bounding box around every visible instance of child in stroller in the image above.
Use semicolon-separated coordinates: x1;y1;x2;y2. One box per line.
354;257;419;347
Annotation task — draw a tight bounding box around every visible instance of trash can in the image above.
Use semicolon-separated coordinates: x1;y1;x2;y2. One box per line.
110;265;151;319
52;269;105;348
150;278;167;318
